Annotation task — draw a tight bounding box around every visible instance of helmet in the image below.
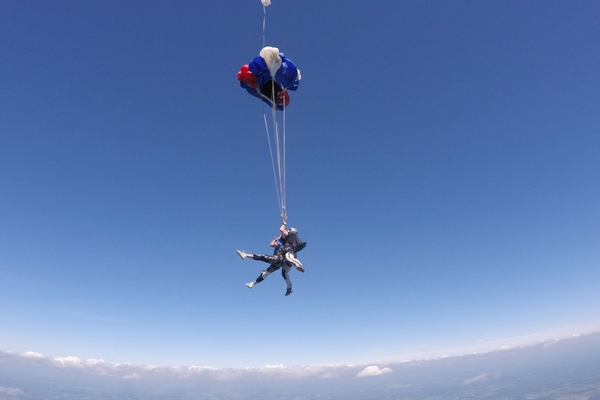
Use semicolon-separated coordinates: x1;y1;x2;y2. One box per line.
288;227;298;234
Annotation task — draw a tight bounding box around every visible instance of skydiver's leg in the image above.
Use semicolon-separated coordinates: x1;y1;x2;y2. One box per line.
282;265;293;296
285;252;304;273
282;265;292;288
246;259;283;289
254;264;281;284
249;254;281;264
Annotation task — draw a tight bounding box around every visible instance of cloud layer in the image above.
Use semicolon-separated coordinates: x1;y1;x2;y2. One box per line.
1;330;598;385
1;350;386;381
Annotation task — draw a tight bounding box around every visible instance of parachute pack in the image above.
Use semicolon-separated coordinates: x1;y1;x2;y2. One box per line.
285;232;306;253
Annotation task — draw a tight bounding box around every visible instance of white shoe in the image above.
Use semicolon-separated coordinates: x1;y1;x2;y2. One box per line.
236;250;247;260
285;253;304;272
293;259;304;273
246;282;254;289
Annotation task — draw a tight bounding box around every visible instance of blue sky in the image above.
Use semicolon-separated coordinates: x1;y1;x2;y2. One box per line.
1;0;599;372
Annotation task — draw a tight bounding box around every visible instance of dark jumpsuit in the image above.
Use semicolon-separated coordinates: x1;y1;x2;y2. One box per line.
251;243;292;289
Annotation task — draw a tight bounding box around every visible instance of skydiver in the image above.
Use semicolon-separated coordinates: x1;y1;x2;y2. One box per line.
236;237;294;296
279;223;305;273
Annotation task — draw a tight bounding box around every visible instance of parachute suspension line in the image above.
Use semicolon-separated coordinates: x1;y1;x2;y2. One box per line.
258;1;288;222
261;100;287;221
263;111;281;216
282;102;287;222
263;113;283;216
260;81;288;221
270;83;286;221
262;6;267;48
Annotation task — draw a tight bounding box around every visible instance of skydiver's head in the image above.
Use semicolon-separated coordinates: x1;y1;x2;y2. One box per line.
288;227;298;235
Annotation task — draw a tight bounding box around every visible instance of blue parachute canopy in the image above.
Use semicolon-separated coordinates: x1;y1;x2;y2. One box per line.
237;46;301;110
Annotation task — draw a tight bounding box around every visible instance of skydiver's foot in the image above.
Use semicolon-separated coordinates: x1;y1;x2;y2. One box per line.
290;258;304;272
236;250;247;260
246;282;254;289
285;288;293;296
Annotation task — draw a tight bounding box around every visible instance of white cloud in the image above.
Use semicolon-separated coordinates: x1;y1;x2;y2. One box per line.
463;373;487;385
0;386;23;395
356;365;393;378
3;350;360;381
543;340;559;348
20;351;44;359
53;356;84;368
85;358;108;366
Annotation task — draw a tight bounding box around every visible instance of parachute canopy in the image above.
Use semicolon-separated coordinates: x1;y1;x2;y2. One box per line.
261;0;271;6
237;46;301;110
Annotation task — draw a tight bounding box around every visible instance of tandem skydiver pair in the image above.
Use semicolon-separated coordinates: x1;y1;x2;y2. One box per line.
236;222;306;296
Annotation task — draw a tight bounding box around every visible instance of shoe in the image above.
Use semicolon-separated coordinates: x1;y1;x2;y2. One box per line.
293;260;305;273
246;282;254;289
285;288;293;296
236;250;247;260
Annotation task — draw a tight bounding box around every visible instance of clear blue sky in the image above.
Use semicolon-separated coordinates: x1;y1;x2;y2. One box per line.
1;0;599;370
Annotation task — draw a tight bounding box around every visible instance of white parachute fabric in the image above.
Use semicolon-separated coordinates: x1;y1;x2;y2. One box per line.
260;46;282;79
261;0;271;6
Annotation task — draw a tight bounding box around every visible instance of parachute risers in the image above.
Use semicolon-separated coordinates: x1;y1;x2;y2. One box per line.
237;46;300;110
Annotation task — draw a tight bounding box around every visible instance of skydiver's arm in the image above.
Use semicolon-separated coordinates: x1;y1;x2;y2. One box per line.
279;223;288;237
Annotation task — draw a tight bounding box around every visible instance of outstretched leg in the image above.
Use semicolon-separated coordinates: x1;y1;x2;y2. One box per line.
237;250;282;265
251;254;282;264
